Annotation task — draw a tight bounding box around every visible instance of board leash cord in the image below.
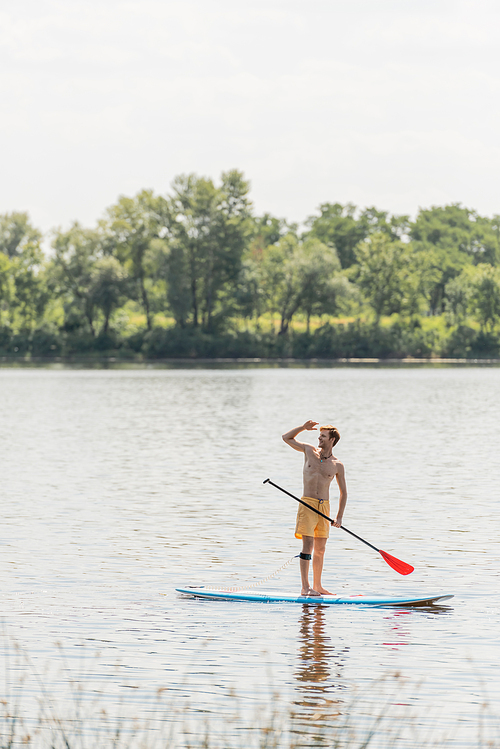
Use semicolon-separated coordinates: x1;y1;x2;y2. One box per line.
205;555;299;593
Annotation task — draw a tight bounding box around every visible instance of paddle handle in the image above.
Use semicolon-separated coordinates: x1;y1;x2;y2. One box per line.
263;478;380;553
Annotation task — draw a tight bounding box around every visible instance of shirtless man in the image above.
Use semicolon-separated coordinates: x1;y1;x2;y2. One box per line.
282;420;347;596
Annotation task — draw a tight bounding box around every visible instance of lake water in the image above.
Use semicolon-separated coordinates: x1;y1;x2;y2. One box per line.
0;365;499;748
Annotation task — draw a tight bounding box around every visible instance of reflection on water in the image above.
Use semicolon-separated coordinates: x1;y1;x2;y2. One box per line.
292;604;349;741
382;609;412;650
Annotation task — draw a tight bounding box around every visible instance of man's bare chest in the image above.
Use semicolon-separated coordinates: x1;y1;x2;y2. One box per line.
304;454;338;480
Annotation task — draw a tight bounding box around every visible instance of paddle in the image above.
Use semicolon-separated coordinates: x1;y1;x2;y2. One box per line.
263;478;414;576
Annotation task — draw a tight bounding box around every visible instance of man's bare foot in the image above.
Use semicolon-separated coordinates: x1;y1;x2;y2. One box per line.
314;586;333;595
301;587;322;597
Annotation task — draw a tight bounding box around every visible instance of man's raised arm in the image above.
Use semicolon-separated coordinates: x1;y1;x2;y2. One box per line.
282;420;318;452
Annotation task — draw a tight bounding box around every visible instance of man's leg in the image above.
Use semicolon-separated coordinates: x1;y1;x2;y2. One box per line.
300;536;321;596
312;537;332;595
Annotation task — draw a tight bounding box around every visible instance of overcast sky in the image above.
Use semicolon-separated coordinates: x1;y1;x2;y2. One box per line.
2;0;500;232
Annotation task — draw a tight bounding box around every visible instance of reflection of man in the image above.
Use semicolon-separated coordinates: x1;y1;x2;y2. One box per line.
296;606;332;686
293;605;349;731
282;420;347;596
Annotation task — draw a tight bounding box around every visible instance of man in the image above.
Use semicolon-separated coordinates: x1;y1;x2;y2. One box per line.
282;420;347;596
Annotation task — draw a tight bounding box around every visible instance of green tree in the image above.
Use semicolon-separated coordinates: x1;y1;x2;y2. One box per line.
138;239;179;326
234;255;266;328
411;204;499;263
260;234;348;335
0;212;42;258
305;203;366;269
10;243;49;330
469;264;500;330
89;257;129;334
101;190;165;330
158;242;191;328
354;234;422;322
359;207;410;241
305;203;410;269
0;213;48;330
164;170;253;331
410;204;500;313
297;238;351;332
490;215;500;264
260;233;302;335
444;273;472;325
51;223;102;336
0;252;13;325
251;213;297;250
234;213;296;328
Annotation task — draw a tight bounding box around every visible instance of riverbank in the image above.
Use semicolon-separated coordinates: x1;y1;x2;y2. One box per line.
2;354;500;367
2;317;500;362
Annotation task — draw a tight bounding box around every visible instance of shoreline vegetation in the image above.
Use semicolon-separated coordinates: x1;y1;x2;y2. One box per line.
2;355;500;368
2;170;500;362
2;672;498;749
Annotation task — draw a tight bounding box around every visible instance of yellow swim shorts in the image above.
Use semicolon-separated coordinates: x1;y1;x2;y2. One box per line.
295;497;331;539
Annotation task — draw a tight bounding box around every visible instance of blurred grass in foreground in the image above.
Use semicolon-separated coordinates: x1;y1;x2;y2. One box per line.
1;639;498;749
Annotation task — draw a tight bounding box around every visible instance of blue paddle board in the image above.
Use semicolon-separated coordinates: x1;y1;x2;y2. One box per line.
176;587;453;606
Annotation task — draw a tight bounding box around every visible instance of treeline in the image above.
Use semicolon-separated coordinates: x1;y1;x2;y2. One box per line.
1;169;500;359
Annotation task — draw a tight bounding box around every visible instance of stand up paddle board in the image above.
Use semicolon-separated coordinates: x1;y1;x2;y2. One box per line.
176;587;453;607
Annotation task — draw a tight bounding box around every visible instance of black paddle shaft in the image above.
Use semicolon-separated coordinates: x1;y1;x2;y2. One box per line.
263;478;380;554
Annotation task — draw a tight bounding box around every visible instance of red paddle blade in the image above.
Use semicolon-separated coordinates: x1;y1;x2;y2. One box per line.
379;550;414;576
